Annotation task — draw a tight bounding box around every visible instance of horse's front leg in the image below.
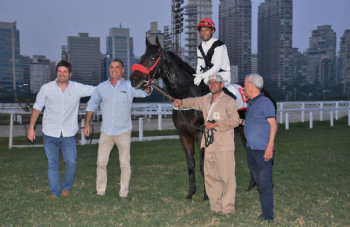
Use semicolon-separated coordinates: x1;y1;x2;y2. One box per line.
195;132;208;200
179;135;196;199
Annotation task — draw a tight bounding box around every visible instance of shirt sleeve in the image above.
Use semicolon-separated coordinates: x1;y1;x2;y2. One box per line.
180;96;205;111
33;85;46;111
86;86;101;112
217;99;240;132
196;46;206;74
201;45;225;79
77;82;96;97
263;98;276;119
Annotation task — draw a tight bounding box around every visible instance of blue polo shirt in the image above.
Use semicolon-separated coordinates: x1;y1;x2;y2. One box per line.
244;92;275;150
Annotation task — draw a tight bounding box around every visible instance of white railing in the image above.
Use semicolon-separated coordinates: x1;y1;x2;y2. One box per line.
2;101;350;149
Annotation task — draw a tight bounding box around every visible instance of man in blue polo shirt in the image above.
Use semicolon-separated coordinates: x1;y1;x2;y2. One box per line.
242;74;277;222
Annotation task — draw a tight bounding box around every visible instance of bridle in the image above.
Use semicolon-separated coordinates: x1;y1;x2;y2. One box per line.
131;50;163;85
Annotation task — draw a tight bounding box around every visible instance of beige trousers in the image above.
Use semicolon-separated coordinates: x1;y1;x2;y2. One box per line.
96;131;131;197
204;150;236;213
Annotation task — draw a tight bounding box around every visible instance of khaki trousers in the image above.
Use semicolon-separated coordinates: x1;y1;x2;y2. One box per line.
96;131;131;197
204;150;236;213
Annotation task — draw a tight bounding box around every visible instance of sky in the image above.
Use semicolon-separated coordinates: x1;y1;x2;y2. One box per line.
1;0;350;63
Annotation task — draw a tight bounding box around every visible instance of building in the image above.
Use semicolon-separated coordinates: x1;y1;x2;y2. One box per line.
100;53;112;82
291;48;307;80
107;26;137;80
22;56;31;93
230;65;239;83
29;55;51;93
146;22;165;47
184;0;213;65
67;32;101;86
317;57;333;89
50;61;56;81
338;29;350;93
251;53;258;74
258;0;293;86
219;0;252;82
0;21;23;91
306;25;336;85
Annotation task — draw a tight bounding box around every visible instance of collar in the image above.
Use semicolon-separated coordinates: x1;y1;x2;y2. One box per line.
247;92;264;105
203;37;217;47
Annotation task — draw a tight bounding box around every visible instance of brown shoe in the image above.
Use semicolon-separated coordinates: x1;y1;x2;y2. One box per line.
47;194;58;198
61;190;70;196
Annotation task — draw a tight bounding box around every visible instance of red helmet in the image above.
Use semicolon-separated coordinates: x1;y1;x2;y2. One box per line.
197;18;216;32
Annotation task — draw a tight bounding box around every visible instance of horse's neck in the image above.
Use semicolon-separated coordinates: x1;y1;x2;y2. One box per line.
162;60;209;100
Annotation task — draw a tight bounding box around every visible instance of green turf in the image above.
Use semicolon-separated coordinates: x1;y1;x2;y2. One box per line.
0;118;349;226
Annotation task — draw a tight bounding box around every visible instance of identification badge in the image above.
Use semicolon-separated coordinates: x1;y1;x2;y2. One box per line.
213;112;220;120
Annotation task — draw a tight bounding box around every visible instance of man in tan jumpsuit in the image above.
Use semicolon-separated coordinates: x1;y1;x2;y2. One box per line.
173;74;240;214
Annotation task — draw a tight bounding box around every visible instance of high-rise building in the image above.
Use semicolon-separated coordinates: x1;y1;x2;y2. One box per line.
67;32;101;86
258;0;293;86
0;21;23;91
219;0;252;82
291;48;307;80
107;26;137;80
30;55;51;93
50;61;56;81
22;56;31;93
306;25;336;85
146;22;165;47
338;29;350;93
100;53;112;82
251;53;258;74
184;0;213;64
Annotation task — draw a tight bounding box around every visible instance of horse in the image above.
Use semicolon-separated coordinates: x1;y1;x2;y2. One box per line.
130;37;276;200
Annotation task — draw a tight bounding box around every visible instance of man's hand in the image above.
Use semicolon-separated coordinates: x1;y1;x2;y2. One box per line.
193;74;204;86
264;147;273;161
27;127;36;142
173;99;182;108
84;124;90;137
205;121;218;130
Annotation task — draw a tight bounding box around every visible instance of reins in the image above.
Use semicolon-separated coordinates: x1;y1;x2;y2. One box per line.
132;49;215;147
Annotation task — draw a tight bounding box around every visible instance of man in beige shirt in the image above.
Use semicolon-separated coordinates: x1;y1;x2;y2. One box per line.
173;74;240;214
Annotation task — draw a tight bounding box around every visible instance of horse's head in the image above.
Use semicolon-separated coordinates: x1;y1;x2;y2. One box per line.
130;37;163;89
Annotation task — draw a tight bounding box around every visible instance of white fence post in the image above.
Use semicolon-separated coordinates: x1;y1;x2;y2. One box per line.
139;118;143;141
285;113;289;130
279;103;283;124
335;102;339;120
158;104;162;130
320;102;323;121
330;111;334;127
301;103;305;122
9;114;13;149
81;118;86;145
309;112;313;129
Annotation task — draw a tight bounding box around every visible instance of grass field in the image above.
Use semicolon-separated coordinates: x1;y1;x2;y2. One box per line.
1;119;350;226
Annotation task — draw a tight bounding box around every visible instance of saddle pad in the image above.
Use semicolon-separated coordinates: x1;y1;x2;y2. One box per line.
226;84;248;111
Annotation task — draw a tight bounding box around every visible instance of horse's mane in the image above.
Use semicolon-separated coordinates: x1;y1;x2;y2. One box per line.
166;51;196;75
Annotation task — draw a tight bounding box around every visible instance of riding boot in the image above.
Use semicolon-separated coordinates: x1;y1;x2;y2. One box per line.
222;87;237;100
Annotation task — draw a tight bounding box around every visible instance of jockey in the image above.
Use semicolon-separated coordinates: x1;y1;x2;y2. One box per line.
193;18;231;88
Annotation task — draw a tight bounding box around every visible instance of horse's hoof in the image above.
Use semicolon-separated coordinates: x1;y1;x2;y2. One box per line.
204;195;209;201
246;185;255;191
185;196;192;200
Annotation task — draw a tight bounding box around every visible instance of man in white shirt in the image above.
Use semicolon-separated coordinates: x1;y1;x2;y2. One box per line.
84;58;151;198
28;60;95;198
193;18;231;87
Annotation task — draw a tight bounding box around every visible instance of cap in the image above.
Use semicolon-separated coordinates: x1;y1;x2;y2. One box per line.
209;74;224;83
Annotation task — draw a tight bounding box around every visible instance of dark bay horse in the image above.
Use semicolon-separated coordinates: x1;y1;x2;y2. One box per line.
130;37;275;200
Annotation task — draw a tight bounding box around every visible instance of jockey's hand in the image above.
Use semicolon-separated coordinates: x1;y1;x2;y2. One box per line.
193;74;204;86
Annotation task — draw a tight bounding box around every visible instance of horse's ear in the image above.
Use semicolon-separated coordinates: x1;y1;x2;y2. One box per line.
155;36;162;48
146;38;152;48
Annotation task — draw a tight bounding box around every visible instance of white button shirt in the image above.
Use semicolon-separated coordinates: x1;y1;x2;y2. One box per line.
33;80;95;138
196;38;231;86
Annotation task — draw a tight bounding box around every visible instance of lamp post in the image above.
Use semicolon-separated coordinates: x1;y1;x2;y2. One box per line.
323;90;329;101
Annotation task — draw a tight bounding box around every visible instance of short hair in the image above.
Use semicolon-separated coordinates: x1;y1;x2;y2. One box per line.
56;60;72;73
245;74;264;90
109;58;124;68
